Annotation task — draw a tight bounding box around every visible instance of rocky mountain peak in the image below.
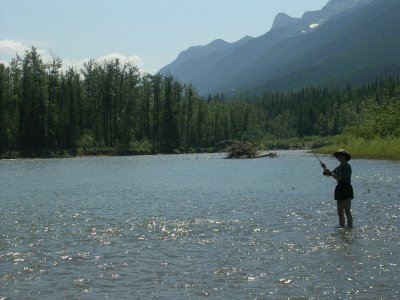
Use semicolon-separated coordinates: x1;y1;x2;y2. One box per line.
271;13;300;30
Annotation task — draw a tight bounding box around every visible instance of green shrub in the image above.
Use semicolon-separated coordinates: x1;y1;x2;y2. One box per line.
129;139;153;155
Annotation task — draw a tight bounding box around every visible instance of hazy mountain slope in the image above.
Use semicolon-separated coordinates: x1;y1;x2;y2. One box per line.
227;0;400;93
161;0;372;86
201;0;379;94
271;13;300;30
159;0;389;95
159;36;253;84
193;25;308;93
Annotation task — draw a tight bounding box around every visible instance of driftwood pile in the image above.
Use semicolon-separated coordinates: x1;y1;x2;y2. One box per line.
217;140;277;159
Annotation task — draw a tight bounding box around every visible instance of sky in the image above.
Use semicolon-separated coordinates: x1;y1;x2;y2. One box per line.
0;0;329;74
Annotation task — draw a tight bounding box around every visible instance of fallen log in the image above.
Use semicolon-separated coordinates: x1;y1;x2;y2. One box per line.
248;152;278;159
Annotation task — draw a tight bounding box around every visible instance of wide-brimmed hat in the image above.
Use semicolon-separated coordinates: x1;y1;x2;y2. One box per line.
333;149;351;161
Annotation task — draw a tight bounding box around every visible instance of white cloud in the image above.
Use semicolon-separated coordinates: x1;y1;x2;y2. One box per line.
0;39;30;56
61;53;146;74
96;53;145;72
0;39;147;74
62;53;146;74
62;57;90;70
0;39;51;66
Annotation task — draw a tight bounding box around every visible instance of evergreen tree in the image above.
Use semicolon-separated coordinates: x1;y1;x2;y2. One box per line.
1;49;399;157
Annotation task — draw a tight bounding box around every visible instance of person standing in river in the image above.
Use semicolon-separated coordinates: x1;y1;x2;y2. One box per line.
321;149;354;228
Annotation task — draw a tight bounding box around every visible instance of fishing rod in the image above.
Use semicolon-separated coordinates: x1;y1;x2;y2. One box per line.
302;139;334;177
303;139;323;165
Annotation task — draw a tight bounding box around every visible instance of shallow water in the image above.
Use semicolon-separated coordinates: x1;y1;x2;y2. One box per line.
0;151;399;299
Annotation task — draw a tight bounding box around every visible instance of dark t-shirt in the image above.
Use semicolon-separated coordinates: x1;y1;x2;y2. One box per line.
333;163;352;184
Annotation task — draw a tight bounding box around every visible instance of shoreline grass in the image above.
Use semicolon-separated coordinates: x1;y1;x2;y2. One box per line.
318;136;400;161
260;135;400;161
2;136;399;161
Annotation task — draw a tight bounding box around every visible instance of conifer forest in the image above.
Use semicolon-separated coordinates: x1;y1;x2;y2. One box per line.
0;48;399;157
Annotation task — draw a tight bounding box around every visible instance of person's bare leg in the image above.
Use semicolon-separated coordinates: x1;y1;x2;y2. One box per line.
337;201;345;227
344;198;353;228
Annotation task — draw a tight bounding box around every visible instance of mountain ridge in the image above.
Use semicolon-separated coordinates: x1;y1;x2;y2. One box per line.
241;0;400;92
159;0;398;95
271;13;299;30
159;35;254;84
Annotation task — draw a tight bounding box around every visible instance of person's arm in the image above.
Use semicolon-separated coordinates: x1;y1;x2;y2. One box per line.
321;163;340;181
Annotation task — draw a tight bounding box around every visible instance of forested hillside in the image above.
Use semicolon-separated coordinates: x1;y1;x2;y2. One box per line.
1;48;399;158
255;77;400;139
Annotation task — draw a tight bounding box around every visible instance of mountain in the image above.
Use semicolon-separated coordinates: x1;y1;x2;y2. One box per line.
159;0;400;95
230;0;400;93
159;36;253;85
302;0;374;25
270;13;299;30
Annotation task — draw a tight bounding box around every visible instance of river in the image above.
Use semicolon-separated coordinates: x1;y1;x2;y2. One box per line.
0;151;399;299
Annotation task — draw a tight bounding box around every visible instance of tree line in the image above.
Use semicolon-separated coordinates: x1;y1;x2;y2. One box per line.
0;48;260;156
254;77;400;139
1;47;399;157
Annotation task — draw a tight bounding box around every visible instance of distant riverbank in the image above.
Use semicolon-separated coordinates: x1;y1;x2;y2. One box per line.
262;136;400;161
0;147;217;160
2;136;399;161
318;137;400;161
